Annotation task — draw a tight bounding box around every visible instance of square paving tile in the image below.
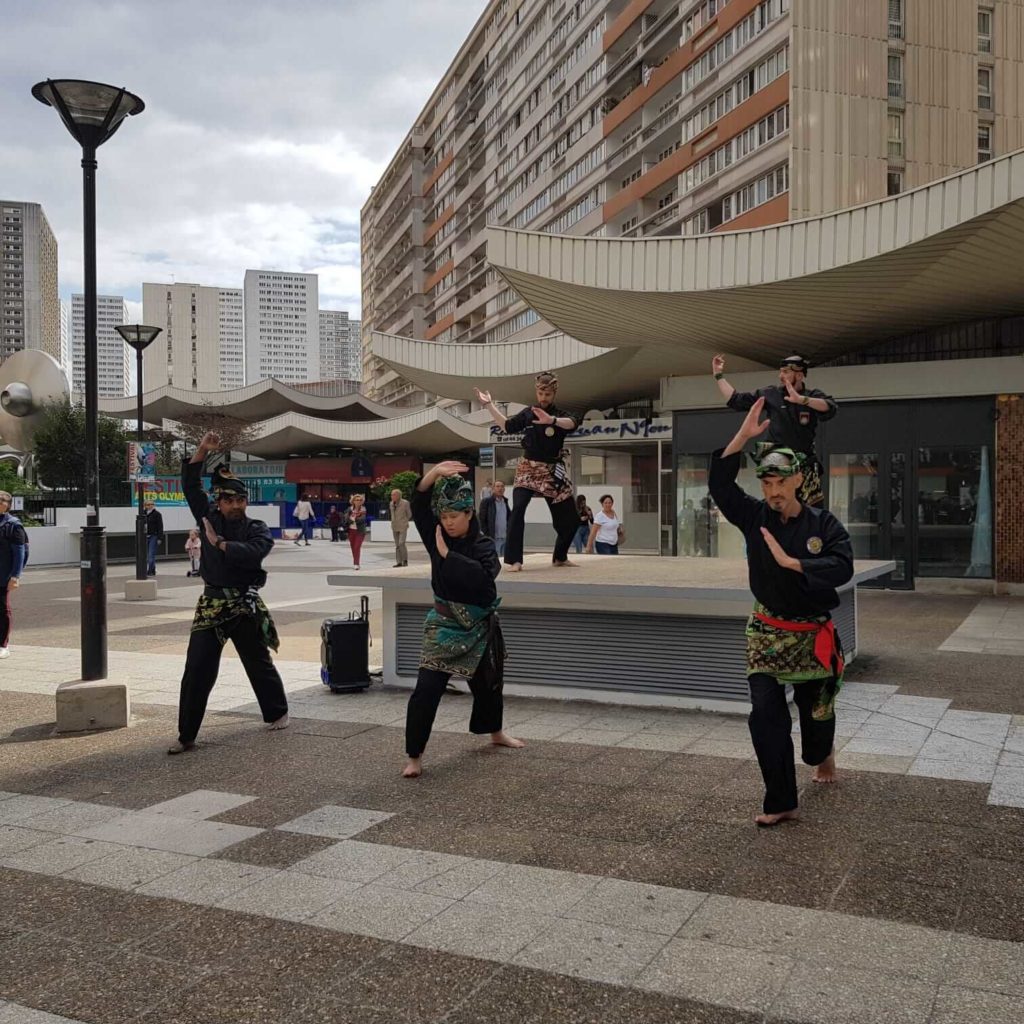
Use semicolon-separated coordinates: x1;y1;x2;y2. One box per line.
678;894;818;955
772;961;935;1024
276;804;393;839
936;710;1012;746
637;937;794;1014
0;826;50;857
930;985;1024;1024
289;839;415;882
0;1002;87;1023
0;795;71;825
73;811;263;856
565;877;706;936
514;917;671;986
135;858;278;905
988;766;1024;807
464;862;602;916
907;758;996;783
405;899;557;961
371;848;476;890
142;789;257;821
16;800;125;835
915;732;1001;765
411;856;507;898
215;870;361;921
61;846;199;890
306;883;453;941
946;934;1024;998
0;835;125;875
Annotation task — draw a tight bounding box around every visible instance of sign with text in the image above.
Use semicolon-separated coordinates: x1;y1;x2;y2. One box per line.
490;416;672;444
478;446;495;468
141;476;190;507
127;442;158;482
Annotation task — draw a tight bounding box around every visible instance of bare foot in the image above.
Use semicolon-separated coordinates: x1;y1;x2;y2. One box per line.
402;758;422;778
266;713;289;731
553;559;579;567
754;809;800;827
812;750;837;784
491;730;526;749
167;740;196;756
506;563;523;572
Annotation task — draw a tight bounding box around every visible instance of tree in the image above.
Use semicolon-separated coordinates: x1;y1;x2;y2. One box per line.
169;404;260;465
388;471;420;500
33;402;131;501
0;460;31;496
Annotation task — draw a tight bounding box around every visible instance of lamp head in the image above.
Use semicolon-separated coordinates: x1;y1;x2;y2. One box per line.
115;324;162;353
32;79;144;149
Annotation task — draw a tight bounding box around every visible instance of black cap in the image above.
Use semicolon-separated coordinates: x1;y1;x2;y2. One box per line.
210;465;247;498
779;354;809;373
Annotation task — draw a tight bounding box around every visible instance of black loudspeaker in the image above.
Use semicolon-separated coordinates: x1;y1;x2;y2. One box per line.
320;596;371;692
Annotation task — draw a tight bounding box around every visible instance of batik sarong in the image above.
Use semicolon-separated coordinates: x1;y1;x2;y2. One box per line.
420;595;505;688
745;601;844;720
191;586;280;652
513;457;573;503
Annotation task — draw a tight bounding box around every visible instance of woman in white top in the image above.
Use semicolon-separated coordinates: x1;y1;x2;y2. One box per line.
586;494;623;555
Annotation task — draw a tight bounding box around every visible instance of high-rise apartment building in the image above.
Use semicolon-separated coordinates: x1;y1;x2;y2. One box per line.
1;200;59;365
141;282;245;393
243;270;320;385
361;0;1024;407
319;309;362;382
71;294;130;398
59;299;72;386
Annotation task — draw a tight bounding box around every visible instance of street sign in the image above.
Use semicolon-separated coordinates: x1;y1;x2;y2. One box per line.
479;446;495;468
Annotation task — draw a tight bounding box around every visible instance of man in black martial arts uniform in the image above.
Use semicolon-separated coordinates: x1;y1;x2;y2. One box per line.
709;398;854;826
168;431;289;754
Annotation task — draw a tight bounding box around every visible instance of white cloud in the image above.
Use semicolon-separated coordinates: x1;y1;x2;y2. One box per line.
0;0;484;317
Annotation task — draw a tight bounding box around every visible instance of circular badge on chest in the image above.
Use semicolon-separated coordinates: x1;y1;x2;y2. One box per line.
544;426;555;437
806;536;823;555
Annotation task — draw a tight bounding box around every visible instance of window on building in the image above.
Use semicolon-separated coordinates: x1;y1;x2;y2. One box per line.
887;53;904;102
978;7;993;52
888;0;904;38
978;66;993;109
888;113;904;163
887;170;903;195
978;124;993;162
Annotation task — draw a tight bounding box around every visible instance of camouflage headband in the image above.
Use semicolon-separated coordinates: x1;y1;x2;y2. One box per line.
535;371;559;389
432;474;475;514
754;447;805;479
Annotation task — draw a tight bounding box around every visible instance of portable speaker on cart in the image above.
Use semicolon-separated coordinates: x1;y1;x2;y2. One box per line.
320;595;372;692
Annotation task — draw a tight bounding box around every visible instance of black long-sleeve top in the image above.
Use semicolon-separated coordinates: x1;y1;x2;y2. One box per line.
411;480;500;606
504;403;577;462
182;459;273;589
727;385;837;456
708;449;853;618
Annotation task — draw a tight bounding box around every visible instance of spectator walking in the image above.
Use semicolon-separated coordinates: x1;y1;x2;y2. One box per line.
344;493;368;569
0;490;27;659
293;494;314;545
586;494;624;555
184;527;202;577
326;505;342;542
573;494;593;554
479;480;511;558
144;501;164;576
389;488;412;567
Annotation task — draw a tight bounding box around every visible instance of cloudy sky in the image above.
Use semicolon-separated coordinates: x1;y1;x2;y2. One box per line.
1;0;483;319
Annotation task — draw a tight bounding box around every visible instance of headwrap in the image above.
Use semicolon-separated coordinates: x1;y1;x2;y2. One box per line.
779;354;809;374
432;474;475;514
210;465;247;499
535;370;559;390
754;447;805;479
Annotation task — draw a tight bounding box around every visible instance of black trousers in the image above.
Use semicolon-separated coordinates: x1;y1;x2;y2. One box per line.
406;662;504;757
177;614;288;744
504;487;579;565
748;674;835;814
0;584;10;648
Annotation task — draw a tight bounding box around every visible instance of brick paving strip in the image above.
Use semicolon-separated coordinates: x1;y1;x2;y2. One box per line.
1;789;1023;1023
5;645;1024;805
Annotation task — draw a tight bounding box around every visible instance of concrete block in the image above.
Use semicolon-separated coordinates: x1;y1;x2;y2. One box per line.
124;578;158;601
55;680;130;733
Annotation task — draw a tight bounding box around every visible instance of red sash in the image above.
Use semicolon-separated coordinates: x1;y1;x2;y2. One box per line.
753;612;845;678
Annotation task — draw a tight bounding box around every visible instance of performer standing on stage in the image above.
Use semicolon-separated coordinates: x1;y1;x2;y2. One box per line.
712;353;837;507
475;372;579;571
709;398;853;826
403;460;523;778
168;431;289;754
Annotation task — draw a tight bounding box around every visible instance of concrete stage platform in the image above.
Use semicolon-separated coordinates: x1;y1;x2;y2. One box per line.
328;555;895;712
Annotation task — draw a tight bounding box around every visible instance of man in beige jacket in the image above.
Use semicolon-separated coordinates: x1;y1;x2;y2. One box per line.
390;488;412;567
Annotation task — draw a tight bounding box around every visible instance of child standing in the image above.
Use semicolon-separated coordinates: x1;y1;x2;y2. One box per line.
184;527;202;577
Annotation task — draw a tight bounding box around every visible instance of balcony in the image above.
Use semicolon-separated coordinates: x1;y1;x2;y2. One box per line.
887;81;905;108
888;20;904;40
887;139;904;165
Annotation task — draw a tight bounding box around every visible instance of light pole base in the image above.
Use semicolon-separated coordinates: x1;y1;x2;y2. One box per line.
55;679;130;733
124;579;158;601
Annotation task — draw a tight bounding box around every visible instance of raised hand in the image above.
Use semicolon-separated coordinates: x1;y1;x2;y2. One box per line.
782;381;803;404
474;387;492;405
712;354;725;375
199;431;222;452
760;526;801;572
435;525;449;558
202;517;219;547
433;460;470;478
531;406;555;425
740;397;771;440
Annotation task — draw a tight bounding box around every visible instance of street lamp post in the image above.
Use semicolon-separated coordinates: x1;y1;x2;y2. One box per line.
116;325;162;583
33;79;145;682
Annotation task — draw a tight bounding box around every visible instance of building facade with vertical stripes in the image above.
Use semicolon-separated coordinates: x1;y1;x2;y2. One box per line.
361;0;1024;408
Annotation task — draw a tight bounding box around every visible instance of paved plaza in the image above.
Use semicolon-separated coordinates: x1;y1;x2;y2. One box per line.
0;542;1022;1023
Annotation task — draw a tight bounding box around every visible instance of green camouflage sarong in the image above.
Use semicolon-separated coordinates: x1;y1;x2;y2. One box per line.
420;595;501;679
191;587;280;652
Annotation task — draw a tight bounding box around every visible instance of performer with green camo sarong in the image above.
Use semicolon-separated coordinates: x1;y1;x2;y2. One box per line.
403;461;524;779
709;400;853;827
168;431;289;755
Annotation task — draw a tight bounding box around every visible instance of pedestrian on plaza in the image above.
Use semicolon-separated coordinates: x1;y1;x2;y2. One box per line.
403;461;523;778
586;494;624;555
293;494;314;546
0;490;27;660
573;494;593;554
168;432;289;755
478;479;511;558
475;371;579;571
709;398;853;826
144;500;164;576
389;488;412;567
480;479;493;501
327;505;342;543
344;493;368;570
184;527;202;577
712;353;838;507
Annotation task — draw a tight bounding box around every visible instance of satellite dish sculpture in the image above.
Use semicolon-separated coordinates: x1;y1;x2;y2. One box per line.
0;350;70;477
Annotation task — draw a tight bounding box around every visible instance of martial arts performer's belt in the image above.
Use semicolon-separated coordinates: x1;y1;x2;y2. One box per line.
433;600;455;618
192;584;280;652
752;611;845;680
